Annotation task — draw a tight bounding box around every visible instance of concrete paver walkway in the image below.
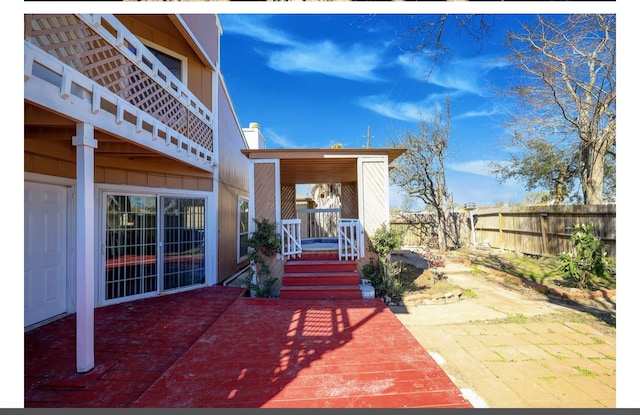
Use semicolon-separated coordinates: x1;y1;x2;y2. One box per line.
390;258;616;408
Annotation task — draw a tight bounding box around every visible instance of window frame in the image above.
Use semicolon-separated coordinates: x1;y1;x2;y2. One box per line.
237;196;250;264
139;38;188;84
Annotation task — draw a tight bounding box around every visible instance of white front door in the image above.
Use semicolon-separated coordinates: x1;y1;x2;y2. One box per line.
24;182;68;327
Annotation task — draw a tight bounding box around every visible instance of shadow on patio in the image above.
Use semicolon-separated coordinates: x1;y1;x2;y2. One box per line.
25;286;471;408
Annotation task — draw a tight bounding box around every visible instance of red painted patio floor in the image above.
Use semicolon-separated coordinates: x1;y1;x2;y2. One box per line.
25;286;471;408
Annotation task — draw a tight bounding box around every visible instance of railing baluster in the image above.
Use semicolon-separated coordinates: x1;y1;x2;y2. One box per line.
281;219;302;260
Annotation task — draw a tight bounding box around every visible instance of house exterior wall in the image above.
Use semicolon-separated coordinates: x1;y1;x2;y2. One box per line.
24;14;249;331
358;158;390;268
281;184;297;220
360;159;389;237
179;14;220;68
24;124;214;192
253;163;277;224
341;182;358;220
217;76;251;279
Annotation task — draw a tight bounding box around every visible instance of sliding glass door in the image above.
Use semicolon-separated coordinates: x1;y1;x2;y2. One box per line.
104;193;206;302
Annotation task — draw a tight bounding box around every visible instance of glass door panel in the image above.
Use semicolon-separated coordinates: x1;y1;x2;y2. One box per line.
105;195;158;300
163;197;205;290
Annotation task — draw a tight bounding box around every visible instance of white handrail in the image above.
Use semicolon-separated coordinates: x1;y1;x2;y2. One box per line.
338;218;362;261
281;219;302;260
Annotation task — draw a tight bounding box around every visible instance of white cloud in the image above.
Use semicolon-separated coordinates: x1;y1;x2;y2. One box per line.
356;92;451;123
264;128;298;149
455;107;502;119
223;15;383;82
269;41;382;82
397;53;508;96
447;160;494;177
221;15;296;47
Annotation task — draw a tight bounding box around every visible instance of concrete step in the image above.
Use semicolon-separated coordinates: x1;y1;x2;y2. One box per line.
282;272;360;286
284;260;357;274
279;285;362;300
298;252;339;261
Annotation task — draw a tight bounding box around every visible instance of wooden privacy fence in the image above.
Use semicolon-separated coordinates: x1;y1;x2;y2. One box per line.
391;205;616;260
472;205;616;259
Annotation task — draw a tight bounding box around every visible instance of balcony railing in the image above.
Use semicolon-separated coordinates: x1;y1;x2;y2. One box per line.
24;14;215;170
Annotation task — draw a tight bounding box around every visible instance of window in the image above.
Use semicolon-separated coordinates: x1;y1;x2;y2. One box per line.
238;197;249;262
144;44;184;81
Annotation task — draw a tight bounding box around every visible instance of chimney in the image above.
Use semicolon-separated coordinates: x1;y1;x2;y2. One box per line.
243;122;266;149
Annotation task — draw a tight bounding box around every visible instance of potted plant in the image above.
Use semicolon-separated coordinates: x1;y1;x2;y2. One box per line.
244;218;281;297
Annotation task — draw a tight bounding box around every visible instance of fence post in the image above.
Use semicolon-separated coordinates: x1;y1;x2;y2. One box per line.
499;210;504;249
540;212;549;255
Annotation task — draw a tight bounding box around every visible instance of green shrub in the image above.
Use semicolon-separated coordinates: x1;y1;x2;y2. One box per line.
557;224;615;290
365;223;405;298
369;223;404;257
244;218;281;297
362;258;386;297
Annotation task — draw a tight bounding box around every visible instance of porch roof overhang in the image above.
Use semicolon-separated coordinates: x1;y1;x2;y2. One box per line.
241;147;406;185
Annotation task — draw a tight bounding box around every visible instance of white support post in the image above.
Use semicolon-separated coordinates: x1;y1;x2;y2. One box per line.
72;123;97;374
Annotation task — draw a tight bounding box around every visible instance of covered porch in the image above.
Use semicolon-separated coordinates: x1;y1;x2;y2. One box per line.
241;148;405;265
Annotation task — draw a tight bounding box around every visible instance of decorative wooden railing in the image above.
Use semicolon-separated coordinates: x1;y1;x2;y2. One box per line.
24;14;215;169
338;218;363;261
281;219;302;260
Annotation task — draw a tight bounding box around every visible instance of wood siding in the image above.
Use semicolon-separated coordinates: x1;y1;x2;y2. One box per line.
254;163;277;223
179;14;219;68
281;184;297;220
24;132;213;191
217;77;251;279
217;77;249;190
361;160;388;236
341;182;358;219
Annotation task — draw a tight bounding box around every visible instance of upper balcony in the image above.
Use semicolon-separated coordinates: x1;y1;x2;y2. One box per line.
24;14;215;171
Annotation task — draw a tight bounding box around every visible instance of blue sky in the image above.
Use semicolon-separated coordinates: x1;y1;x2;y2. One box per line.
219;13;547;209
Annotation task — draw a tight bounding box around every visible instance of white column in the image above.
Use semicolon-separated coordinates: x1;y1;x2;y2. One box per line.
72;123;98;373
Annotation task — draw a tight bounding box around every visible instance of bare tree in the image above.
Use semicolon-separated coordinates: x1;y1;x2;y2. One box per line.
388;96;452;251
394;14;496;81
500;14;616;205
391;14;615;205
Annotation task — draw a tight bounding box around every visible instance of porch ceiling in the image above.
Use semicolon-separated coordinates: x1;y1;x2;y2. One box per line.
241;148;406;185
